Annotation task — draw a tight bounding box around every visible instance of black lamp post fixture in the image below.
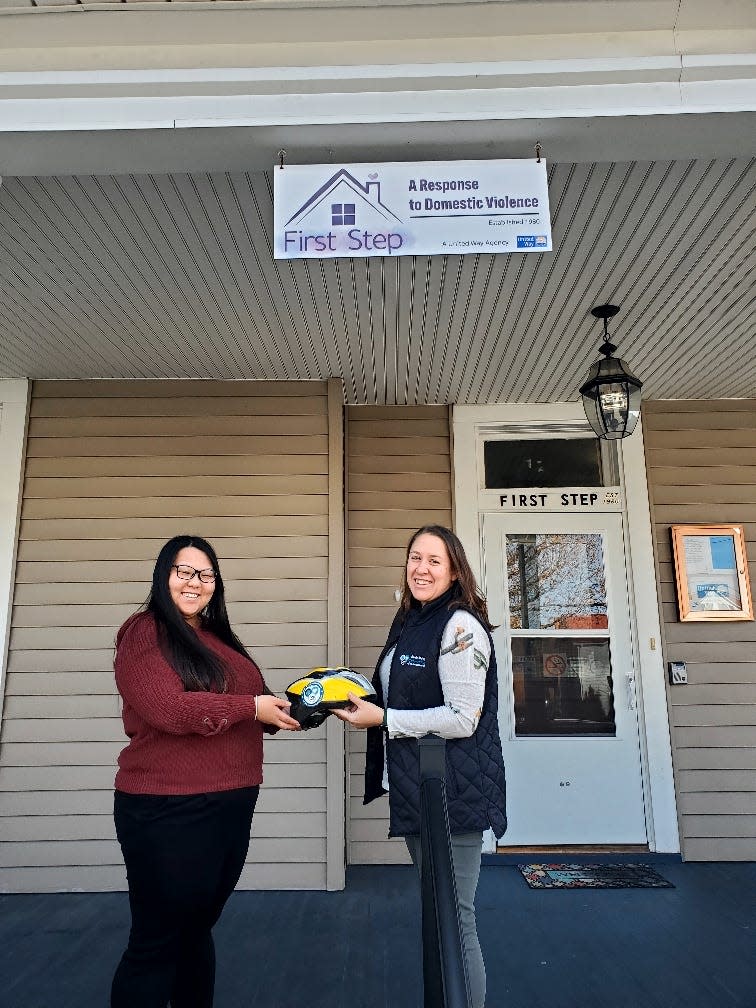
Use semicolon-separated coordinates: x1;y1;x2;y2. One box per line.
580;304;643;440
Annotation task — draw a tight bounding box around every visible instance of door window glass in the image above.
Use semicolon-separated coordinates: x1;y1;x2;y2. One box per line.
505;531;615;737
511;637;616;736
506;533;608;630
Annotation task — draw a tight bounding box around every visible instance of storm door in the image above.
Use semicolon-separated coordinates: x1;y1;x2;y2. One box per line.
483;512;647;845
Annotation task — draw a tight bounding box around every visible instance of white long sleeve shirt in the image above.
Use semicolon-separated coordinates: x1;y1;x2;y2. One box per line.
380;609;491;740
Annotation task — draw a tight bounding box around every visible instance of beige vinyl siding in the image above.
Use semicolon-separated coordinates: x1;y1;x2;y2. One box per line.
0;378;341;893
644;399;756;861
346;406;452;864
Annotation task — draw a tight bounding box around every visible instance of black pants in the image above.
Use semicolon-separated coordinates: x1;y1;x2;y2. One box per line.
111;786;259;1008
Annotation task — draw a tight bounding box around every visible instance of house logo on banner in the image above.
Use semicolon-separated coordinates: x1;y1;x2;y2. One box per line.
283;169;404;256
273;159;552;260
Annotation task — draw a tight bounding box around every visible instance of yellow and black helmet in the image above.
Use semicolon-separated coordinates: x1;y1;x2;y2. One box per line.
286;667;376;730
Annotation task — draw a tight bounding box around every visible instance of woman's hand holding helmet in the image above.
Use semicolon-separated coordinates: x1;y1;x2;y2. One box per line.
332;692;384;729
255;694;301;730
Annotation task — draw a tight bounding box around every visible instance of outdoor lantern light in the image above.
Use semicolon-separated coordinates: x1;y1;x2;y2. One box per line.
580;304;643;440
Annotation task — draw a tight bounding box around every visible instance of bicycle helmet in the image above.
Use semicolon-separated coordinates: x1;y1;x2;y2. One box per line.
286;667;377;730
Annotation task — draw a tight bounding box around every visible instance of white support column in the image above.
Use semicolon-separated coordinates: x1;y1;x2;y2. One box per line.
325;377;346;890
619;421;680;853
0;379;30;718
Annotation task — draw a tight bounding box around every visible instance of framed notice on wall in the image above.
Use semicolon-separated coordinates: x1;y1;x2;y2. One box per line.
671;524;753;621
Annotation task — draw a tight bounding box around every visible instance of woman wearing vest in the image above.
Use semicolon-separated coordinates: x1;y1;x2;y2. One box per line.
334;524;507;1008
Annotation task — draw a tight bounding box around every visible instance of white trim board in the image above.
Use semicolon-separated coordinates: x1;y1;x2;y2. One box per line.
2;78;755;133
0;379;30;720
452;402;680;854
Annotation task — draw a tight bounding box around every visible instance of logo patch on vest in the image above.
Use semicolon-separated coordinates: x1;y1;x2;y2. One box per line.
399;653;426;668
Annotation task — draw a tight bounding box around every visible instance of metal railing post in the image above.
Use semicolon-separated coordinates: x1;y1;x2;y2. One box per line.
418;735;472;1008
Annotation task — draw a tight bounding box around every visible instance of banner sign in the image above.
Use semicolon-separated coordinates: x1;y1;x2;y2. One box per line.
273;159;551;259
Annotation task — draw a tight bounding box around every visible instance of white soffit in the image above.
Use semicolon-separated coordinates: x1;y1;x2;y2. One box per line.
0;159;753;403
0;2;753;401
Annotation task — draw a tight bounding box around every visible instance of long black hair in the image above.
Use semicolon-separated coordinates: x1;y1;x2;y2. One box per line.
399;525;494;631
146;535;251;692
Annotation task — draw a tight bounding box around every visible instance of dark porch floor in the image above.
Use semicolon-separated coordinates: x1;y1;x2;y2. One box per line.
1;860;753;1008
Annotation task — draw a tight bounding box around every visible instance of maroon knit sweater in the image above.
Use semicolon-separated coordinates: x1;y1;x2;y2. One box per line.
114;612;265;795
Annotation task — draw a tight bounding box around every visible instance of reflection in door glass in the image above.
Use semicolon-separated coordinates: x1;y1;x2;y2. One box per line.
511;637;616;736
506;533;609;630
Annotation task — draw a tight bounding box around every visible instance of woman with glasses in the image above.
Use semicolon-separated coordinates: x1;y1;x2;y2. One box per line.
111;534;300;1008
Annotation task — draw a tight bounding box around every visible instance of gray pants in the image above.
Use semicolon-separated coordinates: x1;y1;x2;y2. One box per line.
405;831;485;1008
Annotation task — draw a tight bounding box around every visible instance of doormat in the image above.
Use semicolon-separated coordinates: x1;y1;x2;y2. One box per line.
517;863;674;889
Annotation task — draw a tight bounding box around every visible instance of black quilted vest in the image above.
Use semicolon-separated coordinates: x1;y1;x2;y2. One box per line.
363;586;507;838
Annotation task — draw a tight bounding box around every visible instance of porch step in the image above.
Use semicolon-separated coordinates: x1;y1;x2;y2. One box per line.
497;844;648;854
486;844;682;865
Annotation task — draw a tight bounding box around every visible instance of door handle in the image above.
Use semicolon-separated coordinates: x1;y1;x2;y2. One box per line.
626;673;636;710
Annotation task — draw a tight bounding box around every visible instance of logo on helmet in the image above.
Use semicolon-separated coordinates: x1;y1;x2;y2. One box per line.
301;681;325;707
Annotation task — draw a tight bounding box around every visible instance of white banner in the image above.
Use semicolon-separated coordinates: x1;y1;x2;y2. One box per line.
273;159;551;259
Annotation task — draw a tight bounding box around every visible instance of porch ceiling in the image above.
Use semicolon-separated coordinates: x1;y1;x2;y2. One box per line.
0;153;754;404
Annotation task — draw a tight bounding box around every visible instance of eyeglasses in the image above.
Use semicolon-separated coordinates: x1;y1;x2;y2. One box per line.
172;564;216;584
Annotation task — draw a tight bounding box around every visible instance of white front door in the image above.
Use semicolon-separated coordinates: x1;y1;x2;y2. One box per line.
482;511;647;845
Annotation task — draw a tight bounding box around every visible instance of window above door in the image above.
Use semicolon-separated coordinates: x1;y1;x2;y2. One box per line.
484;436;606;488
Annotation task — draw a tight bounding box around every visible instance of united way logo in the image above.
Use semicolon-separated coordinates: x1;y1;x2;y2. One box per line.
516;235;548;248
